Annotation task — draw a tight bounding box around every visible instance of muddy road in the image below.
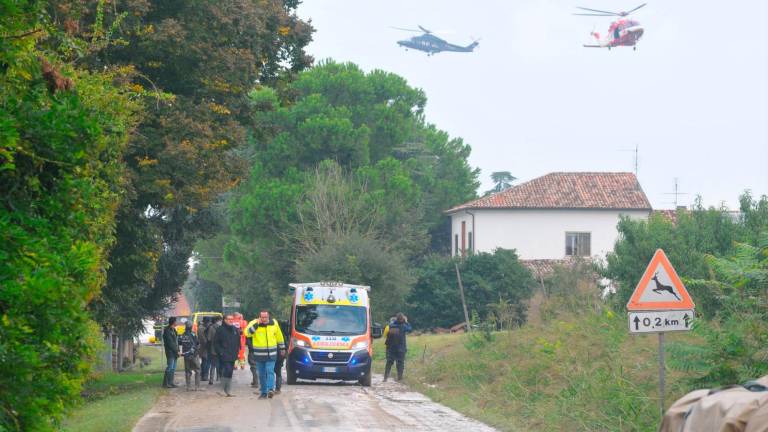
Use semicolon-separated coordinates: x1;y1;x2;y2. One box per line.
133;368;496;432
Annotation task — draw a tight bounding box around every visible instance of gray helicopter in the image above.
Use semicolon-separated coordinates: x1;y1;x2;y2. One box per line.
393;25;479;56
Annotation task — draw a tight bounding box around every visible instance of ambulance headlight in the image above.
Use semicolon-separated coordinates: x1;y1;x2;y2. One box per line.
293;338;309;348
352;341;368;350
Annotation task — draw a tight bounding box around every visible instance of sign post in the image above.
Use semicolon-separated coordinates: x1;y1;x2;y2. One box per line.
626;249;695;417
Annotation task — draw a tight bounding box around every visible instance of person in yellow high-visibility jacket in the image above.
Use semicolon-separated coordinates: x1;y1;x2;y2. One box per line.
245;311;285;399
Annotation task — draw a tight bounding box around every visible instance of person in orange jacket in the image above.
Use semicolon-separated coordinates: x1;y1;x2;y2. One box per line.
234;312;248;370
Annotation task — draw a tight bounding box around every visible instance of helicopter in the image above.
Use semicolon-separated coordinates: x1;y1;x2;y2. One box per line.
392;25;479;56
574;3;646;50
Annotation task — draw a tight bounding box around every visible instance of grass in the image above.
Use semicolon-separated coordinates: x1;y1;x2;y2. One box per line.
61;344;166;432
373;309;702;432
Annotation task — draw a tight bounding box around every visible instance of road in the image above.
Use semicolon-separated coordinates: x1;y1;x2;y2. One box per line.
133;368;496;432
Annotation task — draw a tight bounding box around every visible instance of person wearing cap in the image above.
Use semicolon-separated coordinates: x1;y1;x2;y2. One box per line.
245;311;285;399
178;321;201;391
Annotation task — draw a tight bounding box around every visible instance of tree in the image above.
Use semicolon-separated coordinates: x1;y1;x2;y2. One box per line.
407;250;535;329
0;1;140;428
65;0;314;338
205;61;480;314
605;193;768;315
295;233;415;323
486;171;516;195
669;233;768;386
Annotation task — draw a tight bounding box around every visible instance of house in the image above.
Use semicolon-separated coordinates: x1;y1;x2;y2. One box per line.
445;172;652;261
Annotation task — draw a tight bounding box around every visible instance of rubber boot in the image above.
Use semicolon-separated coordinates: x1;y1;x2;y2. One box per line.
194;372;200;391
383;360;393;382
250;369;259;388
185;372;191;391
162;371;170;388
396;359;404;382
169;372;178;388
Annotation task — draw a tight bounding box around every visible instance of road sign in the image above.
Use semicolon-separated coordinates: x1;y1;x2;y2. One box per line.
627;249;695;311
626;249;696;415
628;310;694;334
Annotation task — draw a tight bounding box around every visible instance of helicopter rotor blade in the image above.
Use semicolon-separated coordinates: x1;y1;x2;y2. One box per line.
391;26;422;33
575;6;620;15
418;25;433;34
573;13;615;16
624;3;647;14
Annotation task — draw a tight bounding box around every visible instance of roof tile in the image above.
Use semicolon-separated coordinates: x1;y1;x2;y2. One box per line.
447;172;651;212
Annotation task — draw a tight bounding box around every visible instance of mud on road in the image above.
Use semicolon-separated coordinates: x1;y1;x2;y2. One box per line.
133;368;496;432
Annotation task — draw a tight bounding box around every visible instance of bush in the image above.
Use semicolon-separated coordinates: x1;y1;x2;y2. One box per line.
295;232;415;323
408;249;535;329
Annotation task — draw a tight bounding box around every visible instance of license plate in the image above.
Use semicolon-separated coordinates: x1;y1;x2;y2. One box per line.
322;367;337;373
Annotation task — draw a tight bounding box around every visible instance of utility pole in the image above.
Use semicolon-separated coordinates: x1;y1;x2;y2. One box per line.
454;262;471;332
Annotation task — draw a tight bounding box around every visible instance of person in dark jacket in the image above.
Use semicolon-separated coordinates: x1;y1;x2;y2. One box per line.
198;317;210;381
179;321;201;391
206;316;221;385
213;314;241;396
162;317;180;388
383;312;412;382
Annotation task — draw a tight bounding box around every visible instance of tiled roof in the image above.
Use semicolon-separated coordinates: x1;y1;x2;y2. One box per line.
522;259;569;280
447;172;651;213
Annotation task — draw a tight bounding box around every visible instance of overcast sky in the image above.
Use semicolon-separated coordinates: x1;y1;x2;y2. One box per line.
297;0;768;210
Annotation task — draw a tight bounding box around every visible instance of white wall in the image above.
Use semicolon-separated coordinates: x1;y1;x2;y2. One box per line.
451;209;649;260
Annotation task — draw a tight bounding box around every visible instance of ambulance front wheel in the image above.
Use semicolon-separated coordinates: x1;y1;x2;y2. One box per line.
287;367;297;385
359;366;372;387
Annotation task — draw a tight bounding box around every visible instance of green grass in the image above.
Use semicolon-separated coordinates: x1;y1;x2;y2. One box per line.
61;344;165;432
374;310;702;432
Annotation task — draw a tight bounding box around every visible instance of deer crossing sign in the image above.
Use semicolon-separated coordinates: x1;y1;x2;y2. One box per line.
626;249;695;334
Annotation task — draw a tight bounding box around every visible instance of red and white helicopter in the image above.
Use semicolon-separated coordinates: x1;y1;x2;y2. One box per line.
574;3;646;50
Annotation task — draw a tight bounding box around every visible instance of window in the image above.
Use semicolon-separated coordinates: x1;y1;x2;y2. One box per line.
565;232;591;257
454;234;459;256
295;305;367;335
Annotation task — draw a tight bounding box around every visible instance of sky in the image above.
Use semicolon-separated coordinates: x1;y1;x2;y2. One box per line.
297;0;768;210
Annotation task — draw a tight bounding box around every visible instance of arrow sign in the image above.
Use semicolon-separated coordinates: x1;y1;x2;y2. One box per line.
628;310;695;334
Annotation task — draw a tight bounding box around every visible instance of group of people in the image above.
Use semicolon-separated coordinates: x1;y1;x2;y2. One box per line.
161;311;286;399
161;309;413;396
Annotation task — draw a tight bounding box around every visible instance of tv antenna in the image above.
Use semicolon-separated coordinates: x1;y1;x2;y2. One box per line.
619;144;639;176
663;178;689;208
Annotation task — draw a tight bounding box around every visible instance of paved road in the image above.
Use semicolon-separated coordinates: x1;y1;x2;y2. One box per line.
133;368;496;432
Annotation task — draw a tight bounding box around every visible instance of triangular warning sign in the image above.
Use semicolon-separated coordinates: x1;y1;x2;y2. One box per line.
627;249;695;311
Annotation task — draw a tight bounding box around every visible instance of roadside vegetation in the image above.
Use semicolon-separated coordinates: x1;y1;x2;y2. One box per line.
62;345;164;432
374;198;768;431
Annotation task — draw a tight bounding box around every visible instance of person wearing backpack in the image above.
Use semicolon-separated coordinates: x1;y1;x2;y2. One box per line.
383;312;412;382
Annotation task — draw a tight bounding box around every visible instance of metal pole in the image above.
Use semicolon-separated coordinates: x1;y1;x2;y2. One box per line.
659;332;666;416
454;262;471;332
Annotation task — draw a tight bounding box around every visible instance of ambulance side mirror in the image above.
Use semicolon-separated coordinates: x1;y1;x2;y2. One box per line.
371;322;383;339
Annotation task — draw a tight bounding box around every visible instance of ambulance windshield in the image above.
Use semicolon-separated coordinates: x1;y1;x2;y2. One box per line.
295;305;367;335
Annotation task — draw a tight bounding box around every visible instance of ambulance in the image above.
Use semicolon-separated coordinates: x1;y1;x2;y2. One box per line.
286;282;383;386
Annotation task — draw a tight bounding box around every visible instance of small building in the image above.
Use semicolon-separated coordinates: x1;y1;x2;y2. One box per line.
445;172;652;260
